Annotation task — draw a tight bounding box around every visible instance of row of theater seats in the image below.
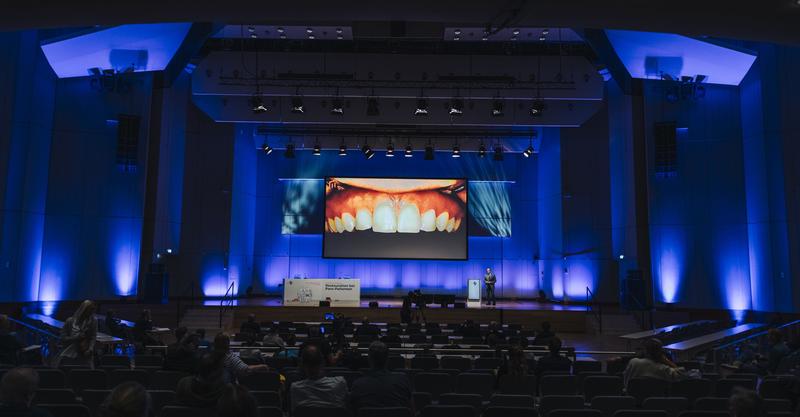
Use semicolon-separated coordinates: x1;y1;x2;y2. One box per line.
27;390;798;417
6;366;795;403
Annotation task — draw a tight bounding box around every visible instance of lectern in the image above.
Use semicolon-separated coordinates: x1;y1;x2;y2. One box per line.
467;279;482;308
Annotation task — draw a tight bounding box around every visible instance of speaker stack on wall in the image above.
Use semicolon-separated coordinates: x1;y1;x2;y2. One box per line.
143;263;169;304
621;269;648;310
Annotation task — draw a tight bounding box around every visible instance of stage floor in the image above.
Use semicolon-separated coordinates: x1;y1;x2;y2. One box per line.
208;296;587;312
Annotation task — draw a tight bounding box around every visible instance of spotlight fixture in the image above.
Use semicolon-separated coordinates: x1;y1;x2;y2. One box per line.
308;34;315;40
491;99;504;117
478;142;486;158
493;145;503;161
361;143;375;159
313;139;321;156
366;97;380;116
336;28;343;34
404;142;413;157
451;144;461;158
247;26;256;33
306;27;313;34
285;143;296;159
414;98;429;116
386;143;395;157
523;146;534;157
454;29;462;35
250;95;268;114
338;141;347;156
291;97;304;114
449;98;464;116
331;97;344;115
262;143;273;155
530;99;546;117
277;27;285;33
512;28;520;35
542;28;550;35
424;142;435;160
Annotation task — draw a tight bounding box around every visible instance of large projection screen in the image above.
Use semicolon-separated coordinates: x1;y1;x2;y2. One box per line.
323;177;468;259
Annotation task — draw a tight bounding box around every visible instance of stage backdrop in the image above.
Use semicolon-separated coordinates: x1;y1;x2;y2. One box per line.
235;128;549;299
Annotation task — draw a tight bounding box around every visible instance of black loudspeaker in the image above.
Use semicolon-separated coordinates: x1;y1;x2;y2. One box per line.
654;121;677;178
319;300;331;307
116;114;140;172
368;301;379;309
454;302;466;309
143;272;168;304
621;270;648;310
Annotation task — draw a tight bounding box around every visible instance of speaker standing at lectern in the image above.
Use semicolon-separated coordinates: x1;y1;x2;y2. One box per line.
484;267;497;306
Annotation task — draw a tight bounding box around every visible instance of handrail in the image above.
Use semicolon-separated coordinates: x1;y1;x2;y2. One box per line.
586;286;603;334
711;319;800;369
8;316;60;364
219;281;236;328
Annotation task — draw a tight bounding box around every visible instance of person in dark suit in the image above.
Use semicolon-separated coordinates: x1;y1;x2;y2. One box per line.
484;267;497;306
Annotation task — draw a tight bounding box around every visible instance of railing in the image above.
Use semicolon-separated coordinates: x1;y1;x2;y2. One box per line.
7;316;60;365
586;286;603;334
175;281;196;328
711;319;800;370
219;281;236;329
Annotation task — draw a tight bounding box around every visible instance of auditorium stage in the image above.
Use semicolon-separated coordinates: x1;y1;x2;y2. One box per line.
213;297;590;333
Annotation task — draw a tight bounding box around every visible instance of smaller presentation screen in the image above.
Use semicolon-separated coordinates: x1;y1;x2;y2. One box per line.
323;177;468;259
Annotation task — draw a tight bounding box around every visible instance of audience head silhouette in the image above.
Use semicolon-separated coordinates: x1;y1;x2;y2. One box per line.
98;381;152;417
0;367;38;407
548;336;563;355
301;344;324;378
643;338;665;361
368;341;389;370
214;333;231;354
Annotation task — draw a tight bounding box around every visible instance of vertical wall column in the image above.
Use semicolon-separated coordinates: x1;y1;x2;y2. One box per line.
0;31;56;302
537;129;564;300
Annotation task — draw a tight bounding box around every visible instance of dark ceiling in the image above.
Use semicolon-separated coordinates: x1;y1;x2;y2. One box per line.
4;0;800;45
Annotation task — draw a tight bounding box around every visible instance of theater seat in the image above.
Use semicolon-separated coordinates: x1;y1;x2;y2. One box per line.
642;397;689;417
38;403;92;417
358;407;414;417
590;396;637;417
421;405;476;417
160;406;218;417
484;406;538;417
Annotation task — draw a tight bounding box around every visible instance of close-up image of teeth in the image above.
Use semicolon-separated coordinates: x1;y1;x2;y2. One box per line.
323;177;468;259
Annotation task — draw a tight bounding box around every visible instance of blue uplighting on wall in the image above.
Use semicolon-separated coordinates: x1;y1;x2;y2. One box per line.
40;23;192;78
605;29;757;86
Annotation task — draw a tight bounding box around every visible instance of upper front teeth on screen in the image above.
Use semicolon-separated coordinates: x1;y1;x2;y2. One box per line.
397;203;421;233
341;212;355;232
355;208;372;230
420;209;436;232
435;212;449;231
372;201;397;233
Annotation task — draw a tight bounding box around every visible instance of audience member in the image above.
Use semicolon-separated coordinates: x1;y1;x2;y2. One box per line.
176;352;226;407
217;383;259;417
400;298;412;324
497;345;529;384
262;329;287;349
623;338;686;388
55;299;97;368
729;387;763;417
0;315;22;365
0;367;53;417
133;309;158;347
240;314;261;335
775;334;800;374
196;329;210;347
459;320;481;338
355;317;380;337
350;341;413;413
290;345;348;412
103;310;125;339
304;326;334;364
97;381;152;417
532;321;556;345
381;330;402;346
765;329;789;374
164;327;199;373
214;333;269;383
536;337;573;375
